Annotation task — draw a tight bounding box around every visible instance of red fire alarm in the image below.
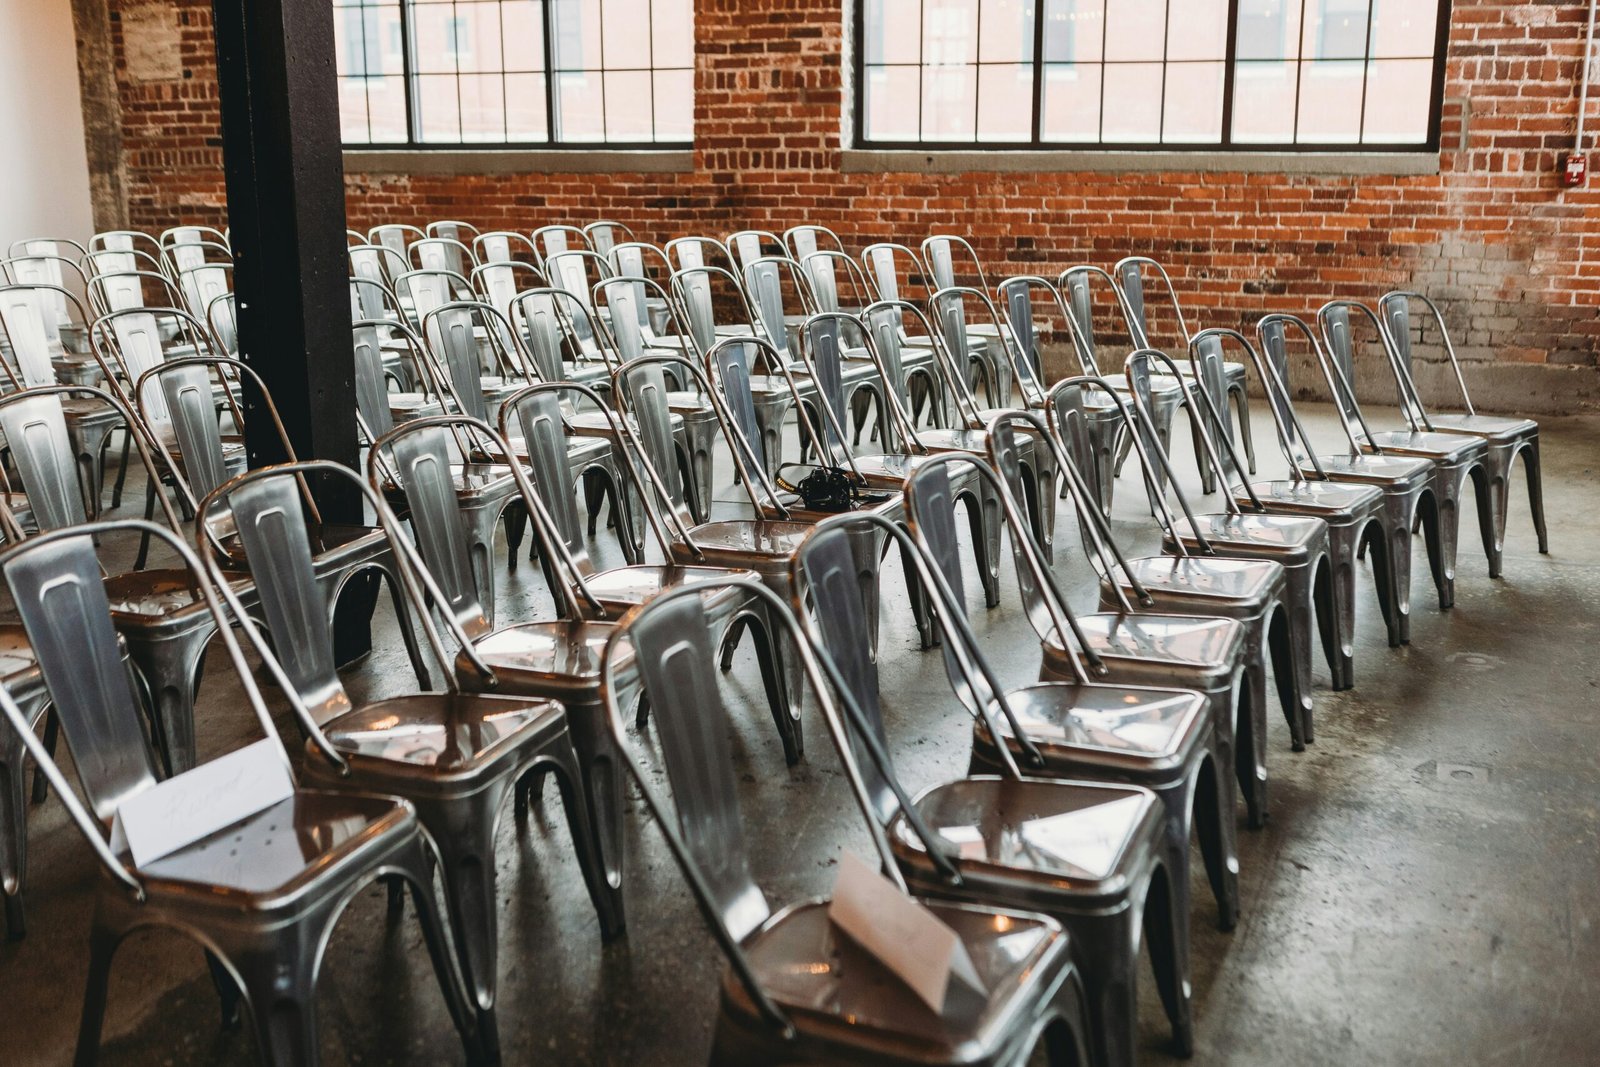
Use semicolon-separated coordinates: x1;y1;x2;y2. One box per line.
1561;151;1588;187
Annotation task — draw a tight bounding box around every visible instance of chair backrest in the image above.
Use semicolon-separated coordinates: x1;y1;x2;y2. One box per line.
532;224;586;268
584;219;634;260
350;243;409;289
370;223;426;263
1315;300;1376;427
744;256;815;360
726;229;783;274
995;276;1064;407
473;229;536;265
545;249;611;352
920;234;987;292
1113;255;1190;350
797;313;866;464
412;236;476;277
670;264;755;355
351;321;396;439
1376;290;1456;424
0;284;78;386
177;262;232;324
783;224;844;262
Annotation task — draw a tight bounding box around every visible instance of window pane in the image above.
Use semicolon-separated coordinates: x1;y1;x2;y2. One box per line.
1363;57;1432;141
653;68;693;141
1305;0;1370;60
551;0;600;70
977;63;1033;140
1100;61;1162;141
505;71;549;139
411;3;459;73
417;73;463;140
554;70;605;139
924;0;979;66
338;78;371;142
459;72;507;140
1040;62;1101;141
1236;0;1301;61
1296;59;1364;141
652;0;694;67
603;0;652;68
1166;0;1228;61
1103;0;1165;62
1162;61;1223;141
978;0;1035;64
1230;59;1298;142
864;65;922;140
922;63;978;139
368;76;408;140
1042;0;1102;63
604;69;654;139
501;1;545;71
866;0;924;64
1370;0;1439;57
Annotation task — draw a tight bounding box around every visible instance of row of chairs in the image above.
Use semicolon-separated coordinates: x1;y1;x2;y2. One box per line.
0;216;1548;1066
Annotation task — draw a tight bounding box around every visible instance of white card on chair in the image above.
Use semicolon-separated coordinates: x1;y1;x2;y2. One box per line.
110;738;295;870
828;850;986;1016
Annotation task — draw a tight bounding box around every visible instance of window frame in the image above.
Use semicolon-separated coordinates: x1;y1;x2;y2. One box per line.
338;0;694;150
849;0;1453;153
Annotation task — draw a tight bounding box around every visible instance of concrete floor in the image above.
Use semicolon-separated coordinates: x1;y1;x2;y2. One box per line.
1;401;1598;1066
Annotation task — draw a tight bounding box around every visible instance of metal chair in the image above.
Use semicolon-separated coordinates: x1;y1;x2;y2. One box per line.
135;355;432;686
986;408;1258;835
1377;290;1546;574
1125;349;1329;750
1049;376;1292;827
1318;300;1490;610
794;515;1200;1067
531;224;589;271
929;285;1011;409
782;222;846;262
0;519;479;1067
582;219;635;260
1191;327;1395;690
599;576;1096;1067
1115;255;1257;477
198;457;595;1058
1257;313;1439;645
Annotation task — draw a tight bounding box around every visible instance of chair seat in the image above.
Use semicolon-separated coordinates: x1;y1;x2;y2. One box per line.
1094;372;1185;400
571;410;683;435
1170;513;1327;566
386;392;443;421
1069;613;1246;678
0;622;39;680
103;569;251;617
850;453;953;481
684;520;814;557
134;789;417;906
1113;555;1284;605
1304;453;1433;489
1425;413;1537;440
730;895;1071;1056
912;427;993;452
468;619;615;692
584;564;761;608
321;693;566;778
894;776;1161;885
1357;431;1488;464
985;681;1209;775
1237;480;1382;521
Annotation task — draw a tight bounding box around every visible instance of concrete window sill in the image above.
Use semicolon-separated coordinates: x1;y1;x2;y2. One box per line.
840;149;1440;177
342;148;694;175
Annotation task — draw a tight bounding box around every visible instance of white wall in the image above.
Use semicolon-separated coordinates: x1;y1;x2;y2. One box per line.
0;0;93;250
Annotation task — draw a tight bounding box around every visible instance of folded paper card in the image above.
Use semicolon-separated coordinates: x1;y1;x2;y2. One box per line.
110;738;295;870
828;850;986;1016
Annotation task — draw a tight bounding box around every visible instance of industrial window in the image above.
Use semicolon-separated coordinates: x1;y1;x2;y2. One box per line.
335;0;694;147
855;0;1451;149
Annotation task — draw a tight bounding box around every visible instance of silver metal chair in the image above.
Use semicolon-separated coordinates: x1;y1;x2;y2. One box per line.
531;223;588;272
0;519;480;1067
583;219;635;261
782;222;846;262
1125;349;1330;750
198;457;595;1058
1377;290;1546;574
136;355;432;686
1049;375;1292;827
1257;313;1439;645
599;576;1096;1067
794;514;1201;1066
1191;327;1395;690
1318;300;1490;610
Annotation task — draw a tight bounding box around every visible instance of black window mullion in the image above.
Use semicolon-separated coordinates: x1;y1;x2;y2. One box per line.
454;0;464;142
543;0;559;141
1357;0;1375;142
1292;0;1308;142
1220;0;1240;146
400;0;420;142
1030;0;1045;144
1157;0;1170;141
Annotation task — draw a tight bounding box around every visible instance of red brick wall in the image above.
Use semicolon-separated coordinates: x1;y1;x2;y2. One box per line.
99;0;1600;377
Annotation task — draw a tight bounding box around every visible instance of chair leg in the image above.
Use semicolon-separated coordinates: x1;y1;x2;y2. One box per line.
1193;752;1240;931
1266;604;1303;752
395;845;484;1064
1313;555;1342;697
375;568;433;690
30;708;58;804
737;603;804;765
227;925;326;1067
965;482;1003;609
1416;486;1452;611
133;481;157;571
1471;462;1502;579
895;529;936;650
1524;436;1549;553
1143;862;1195;1058
72;915;121;1067
109;428;132;509
0;721;27;940
122;622;215;778
1238;667;1268;830
418;792;509;1056
1327;523;1361;690
502;501;525;574
547;701;627;940
1385;491;1417;645
1363;521;1399;650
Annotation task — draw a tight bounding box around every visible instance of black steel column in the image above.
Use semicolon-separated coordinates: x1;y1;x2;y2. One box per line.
211;0;377;659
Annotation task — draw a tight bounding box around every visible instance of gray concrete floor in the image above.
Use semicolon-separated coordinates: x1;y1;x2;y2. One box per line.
1;401;1598;1066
